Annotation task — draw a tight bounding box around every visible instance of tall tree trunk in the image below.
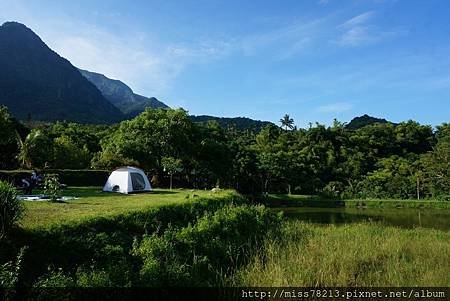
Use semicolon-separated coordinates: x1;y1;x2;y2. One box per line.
416;176;420;200
170;173;173;190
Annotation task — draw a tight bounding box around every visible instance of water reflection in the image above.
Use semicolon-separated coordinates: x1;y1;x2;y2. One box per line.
277;207;450;231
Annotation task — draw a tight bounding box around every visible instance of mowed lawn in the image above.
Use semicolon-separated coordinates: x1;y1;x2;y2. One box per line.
20;187;231;229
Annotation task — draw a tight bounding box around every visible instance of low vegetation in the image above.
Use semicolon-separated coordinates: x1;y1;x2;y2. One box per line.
231;221;450;287
1;187;282;291
0;181;24;239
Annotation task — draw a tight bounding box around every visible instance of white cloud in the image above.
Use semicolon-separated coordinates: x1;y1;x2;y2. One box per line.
240;17;328;59
335;11;398;47
340;11;375;28
50;28;236;96
338;26;373;46
316;102;353;113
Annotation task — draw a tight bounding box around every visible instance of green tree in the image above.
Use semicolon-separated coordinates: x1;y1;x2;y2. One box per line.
162;157;183;190
0;181;24;239
0;106;22;169
18;129;54;169
279;114;294;131
96;108;194;171
53;136;90;169
423;140;450;197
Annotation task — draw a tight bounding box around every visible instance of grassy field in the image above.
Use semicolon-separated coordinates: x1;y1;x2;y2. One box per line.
266;194;450;209
20;187;232;229
231;221;450;287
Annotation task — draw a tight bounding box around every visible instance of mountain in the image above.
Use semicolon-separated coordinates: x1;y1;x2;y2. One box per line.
0;21;125;124
346;114;391;130
190;115;274;131
79;69;169;118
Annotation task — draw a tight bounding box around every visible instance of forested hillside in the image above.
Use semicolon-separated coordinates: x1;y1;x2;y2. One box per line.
79;69;169;117
190;115;274;131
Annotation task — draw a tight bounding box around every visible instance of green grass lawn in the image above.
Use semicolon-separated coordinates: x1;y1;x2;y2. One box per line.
20;187;232;229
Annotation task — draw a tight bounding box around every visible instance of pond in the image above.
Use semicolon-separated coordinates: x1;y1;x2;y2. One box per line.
276;207;450;231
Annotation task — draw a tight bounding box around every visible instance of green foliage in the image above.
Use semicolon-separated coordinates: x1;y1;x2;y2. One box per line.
0;106;22;169
162;156;183;189
422;140;450;197
346;114;390;130
97;108;194;171
90;151;138;170
43;174;61;202
33;270;75;287
0;247;27;288
279;114;294;131
5;189;246;286
18;129;54;169
52;136;90;169
0;180;24;239
1;105;448;198
162;157;183;174
190;115;273;132
321;181;345;199
132;205;281;286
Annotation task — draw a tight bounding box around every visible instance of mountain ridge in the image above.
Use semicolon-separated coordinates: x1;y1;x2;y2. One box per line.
190;115;274;131
346;114;392;130
78;69;169;118
0;21;124;124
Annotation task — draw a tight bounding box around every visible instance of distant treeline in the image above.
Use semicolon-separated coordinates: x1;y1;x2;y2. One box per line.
1;106;449;199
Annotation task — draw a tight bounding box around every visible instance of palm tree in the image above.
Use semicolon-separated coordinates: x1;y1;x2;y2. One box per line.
280;114;294;131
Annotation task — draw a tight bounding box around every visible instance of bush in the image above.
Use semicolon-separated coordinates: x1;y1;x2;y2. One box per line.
132;204;282;286
0;246;27;288
0;180;24;239
321;181;345;199
43;174;61;202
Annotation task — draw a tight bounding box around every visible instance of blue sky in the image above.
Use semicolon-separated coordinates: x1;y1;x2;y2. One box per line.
1;0;449;127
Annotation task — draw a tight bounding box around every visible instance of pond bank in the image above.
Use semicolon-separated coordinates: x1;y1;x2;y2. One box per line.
265;194;450;209
276;207;450;231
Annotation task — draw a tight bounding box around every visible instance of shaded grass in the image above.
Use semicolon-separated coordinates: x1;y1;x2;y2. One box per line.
20;187;233;229
231;221;450;287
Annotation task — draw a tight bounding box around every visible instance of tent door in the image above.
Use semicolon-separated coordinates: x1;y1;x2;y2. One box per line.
130;172;146;191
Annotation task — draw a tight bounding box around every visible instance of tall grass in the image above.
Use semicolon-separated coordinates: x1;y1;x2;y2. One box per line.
232;221;450;287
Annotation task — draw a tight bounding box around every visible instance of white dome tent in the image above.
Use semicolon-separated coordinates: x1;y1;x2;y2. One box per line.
103;166;152;194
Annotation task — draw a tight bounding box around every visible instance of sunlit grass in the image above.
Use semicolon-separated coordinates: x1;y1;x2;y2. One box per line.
20;187;234;229
232;221;450;287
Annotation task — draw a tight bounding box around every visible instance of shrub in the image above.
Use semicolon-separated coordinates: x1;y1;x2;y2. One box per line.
43;174;61;202
132;204;282;286
0;246;27;288
33;270;75;287
0;180;24;239
321;181;345;199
